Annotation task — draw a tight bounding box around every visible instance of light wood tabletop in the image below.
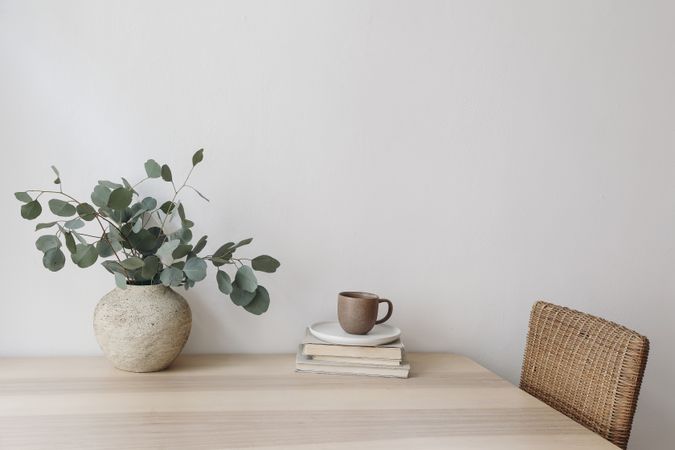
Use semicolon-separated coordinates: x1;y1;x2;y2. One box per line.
0;353;618;449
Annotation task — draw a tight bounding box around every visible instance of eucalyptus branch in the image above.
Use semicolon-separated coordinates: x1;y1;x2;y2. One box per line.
17;149;279;315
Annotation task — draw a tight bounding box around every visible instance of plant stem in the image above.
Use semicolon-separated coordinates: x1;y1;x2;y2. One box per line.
27;188;129;278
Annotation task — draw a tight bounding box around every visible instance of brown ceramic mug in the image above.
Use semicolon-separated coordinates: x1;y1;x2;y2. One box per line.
337;291;393;335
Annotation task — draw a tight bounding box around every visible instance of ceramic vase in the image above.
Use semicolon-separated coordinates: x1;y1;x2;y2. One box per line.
93;284;191;372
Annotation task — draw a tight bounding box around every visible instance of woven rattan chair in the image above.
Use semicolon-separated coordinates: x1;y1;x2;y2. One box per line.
520;301;649;449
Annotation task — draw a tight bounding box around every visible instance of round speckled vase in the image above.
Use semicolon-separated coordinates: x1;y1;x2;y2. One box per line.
93;284;192;372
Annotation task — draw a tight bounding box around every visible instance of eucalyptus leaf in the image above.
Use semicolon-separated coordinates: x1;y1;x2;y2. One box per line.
172;244;192;259
48;199;76;217
141;255;161;279
141;197;157;210
171;227;192;244
64;232;76;254
76;203;97;221
192;235;207;254
35;235;61;252
216;270;232;294
96;239;115;257
21;200;42;220
108;188;133;210
244;285;270;315
183;257;207;281
234;266;257;293
192;149;204;166
156;239;181;265
132;218;143;233
161;164;172;182
213;242;234;260
144;159;162;178
159;266;183;286
71;243;98;268
98;180;123;189
230;285;256;306
102;260;125;274
177;203;186;221
251;255;280;273
91;185;111;208
233;238;253;249
211;256;229;267
35;221;57;231
51;165;60;184
114;272;127;289
160;201;176;214
120;256;144;270
71;230;87;244
63;218;84;230
121;177;136;194
127;228;162;254
128;207;146;224
43;247;65;272
14;192;32;203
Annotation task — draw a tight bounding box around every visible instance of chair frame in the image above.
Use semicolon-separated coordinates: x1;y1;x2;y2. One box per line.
520;301;649;449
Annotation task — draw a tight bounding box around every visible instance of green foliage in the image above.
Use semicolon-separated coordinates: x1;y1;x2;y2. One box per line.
235;266;257;292
15;192;32;203
230;285;256;306
21;200;42;220
160;266;183;286
244;286;270;315
141;255;161;279
76;203;97;221
251;255;280;273
35;221;58;231
96;239;115;257
144;159;161;178
91;185;111;208
108;188;133;210
193;235;207;254
140;197;157;210
161;164;172;182
172;244;192;259
43;248;65;272
216;270;232;294
183;257;207;281
120;257;144;270
17;150;280;315
51;166;61;184
48;199;76;217
114;272;127;289
192;149;204;166
35;235;61;252
64;218;84;230
71;243;98;268
64;232;76;253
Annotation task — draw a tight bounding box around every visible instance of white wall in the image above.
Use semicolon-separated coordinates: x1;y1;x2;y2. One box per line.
1;1;673;448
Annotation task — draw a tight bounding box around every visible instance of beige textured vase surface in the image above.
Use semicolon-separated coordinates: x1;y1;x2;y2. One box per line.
94;284;191;372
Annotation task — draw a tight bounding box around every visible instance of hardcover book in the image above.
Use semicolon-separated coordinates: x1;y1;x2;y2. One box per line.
301;329;404;360
295;348;410;378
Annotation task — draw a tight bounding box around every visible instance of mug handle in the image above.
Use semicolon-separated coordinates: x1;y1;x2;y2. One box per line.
375;299;393;324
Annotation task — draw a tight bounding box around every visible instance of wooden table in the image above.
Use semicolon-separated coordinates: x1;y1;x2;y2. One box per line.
0;353;617;449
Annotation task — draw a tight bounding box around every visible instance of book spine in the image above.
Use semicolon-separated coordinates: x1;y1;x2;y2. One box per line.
296;366;409;379
302;344;403;360
311;356;402;366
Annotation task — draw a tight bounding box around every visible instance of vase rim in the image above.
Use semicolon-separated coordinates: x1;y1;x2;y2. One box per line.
123;283;166;289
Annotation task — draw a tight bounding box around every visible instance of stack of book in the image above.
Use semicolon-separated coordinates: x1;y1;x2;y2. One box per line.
295;329;409;378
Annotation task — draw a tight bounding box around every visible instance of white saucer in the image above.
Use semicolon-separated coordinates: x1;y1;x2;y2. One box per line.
309;321;401;346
